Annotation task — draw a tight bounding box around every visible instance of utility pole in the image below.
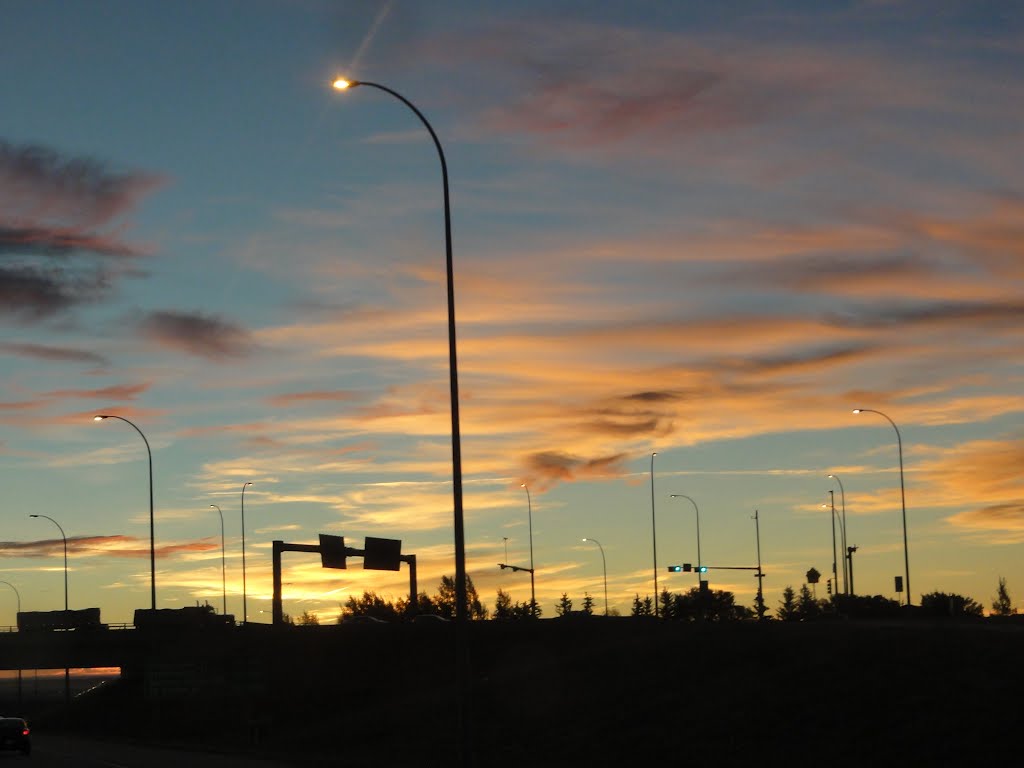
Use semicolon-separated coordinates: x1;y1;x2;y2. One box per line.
753;509;766;621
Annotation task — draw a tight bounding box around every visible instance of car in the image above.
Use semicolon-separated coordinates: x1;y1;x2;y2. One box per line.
0;717;30;756
411;613;450;624
341;614;388;625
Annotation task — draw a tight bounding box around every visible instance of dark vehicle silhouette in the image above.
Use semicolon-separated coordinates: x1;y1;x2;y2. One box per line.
0;717;30;755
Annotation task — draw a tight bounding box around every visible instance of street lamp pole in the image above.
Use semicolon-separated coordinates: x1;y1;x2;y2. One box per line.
0;581;21;616
650;452;658;616
332;78;466;623
669;494;702;574
521;484;536;614
94;414;155;610
753;510;765;621
0;581;23;706
582;538;608;616
241;482;252;623
210;504;227;616
29;514;68;611
823;492;838;597
853;408;911;605
828;474;848;594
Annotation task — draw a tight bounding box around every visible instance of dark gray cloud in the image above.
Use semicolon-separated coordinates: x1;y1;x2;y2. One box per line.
0;263;112;319
0;140;163;321
525;449;628;487
139;310;254;360
0;342;108;366
828;300;1024;330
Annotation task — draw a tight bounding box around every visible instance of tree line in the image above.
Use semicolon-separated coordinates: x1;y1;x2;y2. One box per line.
283;573;1015;625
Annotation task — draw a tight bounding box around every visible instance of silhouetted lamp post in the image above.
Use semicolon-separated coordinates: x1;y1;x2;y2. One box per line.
0;581;23;704
29;514;68;611
853;408;911;605
241;481;252;623
332;77;467;623
828;473;848;594
522;483;536;613
0;581;21;617
668;494;703;574
94;414;155;610
581;537;608;615
650;451;659;616
820;495;839;597
210;504;227;616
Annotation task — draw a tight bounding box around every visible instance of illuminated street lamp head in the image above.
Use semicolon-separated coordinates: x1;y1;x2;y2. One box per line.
93;415;108;422
29;514;39;518
332;77;359;91
852;409;863;414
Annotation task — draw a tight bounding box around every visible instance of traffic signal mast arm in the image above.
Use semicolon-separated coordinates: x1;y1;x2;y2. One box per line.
498;563;535;574
667;564;760;572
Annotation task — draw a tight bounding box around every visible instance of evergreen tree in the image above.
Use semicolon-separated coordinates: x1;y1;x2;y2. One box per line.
581;593;595;615
631;594;653;617
658;588;674;620
298;610;320;626
493;589;513;619
992;577;1014;616
777;586;798;621
796;584;823;620
556;592;573;617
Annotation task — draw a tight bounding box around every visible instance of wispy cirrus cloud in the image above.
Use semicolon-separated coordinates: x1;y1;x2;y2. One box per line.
266;390;361;408
44;382;150;401
0;535;218;559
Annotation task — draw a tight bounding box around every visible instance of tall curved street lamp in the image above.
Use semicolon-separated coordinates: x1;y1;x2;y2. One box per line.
668;494;702;574
521;484;536;613
94;414;155;610
0;581;21;615
650;452;658;616
828;474;848;594
241;482;252;623
820;494;839;597
581;537;608;616
29;514;68;611
853;408;911;605
210;504;227;616
332;78;467;623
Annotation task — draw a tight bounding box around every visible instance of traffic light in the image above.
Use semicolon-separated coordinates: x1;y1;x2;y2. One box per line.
696;565;708;573
826;578;832;595
668;565;682;572
682;563;692;572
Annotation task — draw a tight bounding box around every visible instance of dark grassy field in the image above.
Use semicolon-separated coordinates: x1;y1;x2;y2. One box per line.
9;617;1022;766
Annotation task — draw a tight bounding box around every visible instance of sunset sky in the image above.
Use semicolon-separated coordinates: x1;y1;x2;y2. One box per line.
1;1;1022;624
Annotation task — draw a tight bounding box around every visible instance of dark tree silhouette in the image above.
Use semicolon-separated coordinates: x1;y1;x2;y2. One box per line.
631;594;654;617
920;591;984;617
340;591;401;622
992;577;1014;616
493;589;513;619
581;593;595;615
555;593;573;617
777;586;798;622
436;575;487;620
